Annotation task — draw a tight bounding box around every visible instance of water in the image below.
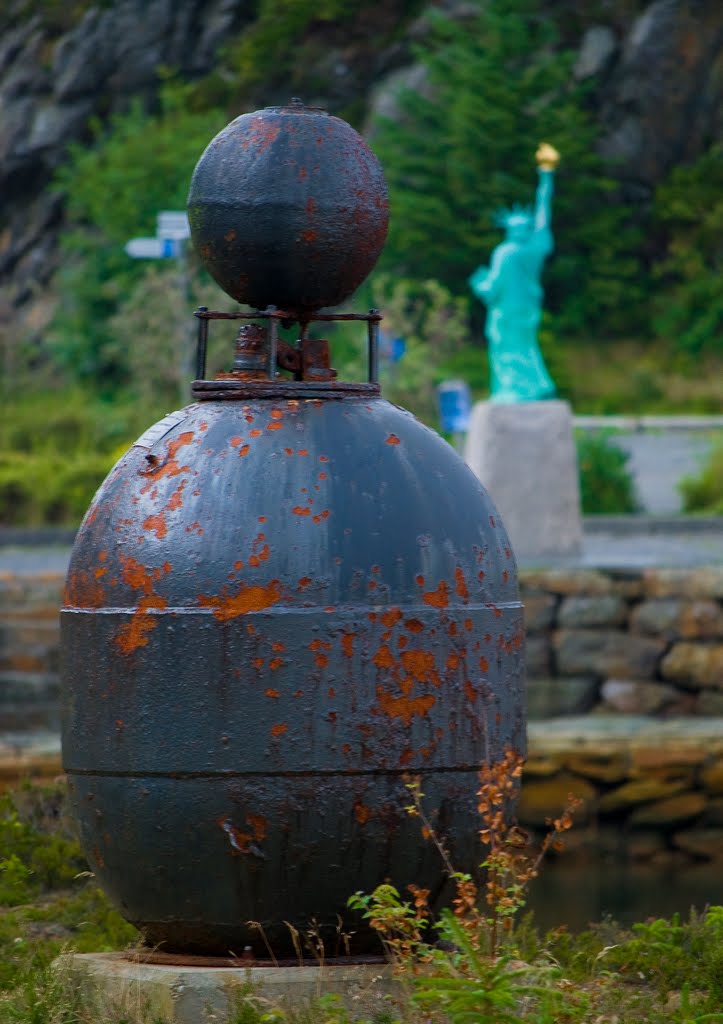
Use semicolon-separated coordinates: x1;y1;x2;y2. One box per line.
527;856;723;933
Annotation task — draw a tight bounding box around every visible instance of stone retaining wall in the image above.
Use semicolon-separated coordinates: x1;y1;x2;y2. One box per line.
523;567;723;719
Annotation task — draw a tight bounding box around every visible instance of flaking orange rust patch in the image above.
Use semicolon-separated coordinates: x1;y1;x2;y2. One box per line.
114;595;168;654
400;649;439;685
375;686;436;725
198;581;282;620
454;567;469;601
422;581;449;609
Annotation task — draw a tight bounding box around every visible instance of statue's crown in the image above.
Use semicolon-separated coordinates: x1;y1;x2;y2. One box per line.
493;203;533;230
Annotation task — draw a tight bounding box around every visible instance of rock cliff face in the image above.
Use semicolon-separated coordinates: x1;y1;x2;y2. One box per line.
1;0;722;332
0;0;250;316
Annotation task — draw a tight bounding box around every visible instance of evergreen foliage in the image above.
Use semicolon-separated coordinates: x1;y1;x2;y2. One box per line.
370;0;645;337
653;143;723;355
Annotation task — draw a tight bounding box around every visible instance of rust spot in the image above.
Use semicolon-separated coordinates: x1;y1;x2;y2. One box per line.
446;652;461;671
254;658;264;670
464;618;473;631
454;567;469;602
230;436;243;447
400;649;439;685
318;472;328;480
272;641;285;652
479;570;486;581
342;742;352;755
373;644;395;669
298;449;309;456
246;813;267;841
198;580;282;620
405;618;425;633
293;689;304;698
234;560;243;570
224;229;237;242
271;723;288;738
487;603;503;619
98;550;108;562
267;422;283;431
479;655;489;672
319;455;329;462
375;686;436;725
250;429;262;438
327;710;337;723
306;197;317;215
399;748;414;766
245;414;254;423
398;635;408;649
292;506;311;516
270;409;283;419
94;566;108;580
301;229;317;242
284;447;294;455
114;595;168;654
259;516;267;523
422;581;449;609
354;800;372;825
415;575;425;587
381;608;402;629
328;686;336;698
314;652;329;668
448;622;458;637
505;547;512;559
368;580;377;590
298;576;312;589
143;511;167;539
238;444;250;456
265;688;280;698
269;657;284;671
385;433;400;445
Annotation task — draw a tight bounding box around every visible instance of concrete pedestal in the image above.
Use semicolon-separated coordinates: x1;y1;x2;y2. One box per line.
57;952;401;1023
465;400;583;561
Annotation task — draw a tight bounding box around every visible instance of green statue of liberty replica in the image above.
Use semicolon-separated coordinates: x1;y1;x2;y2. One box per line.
469;143;560;403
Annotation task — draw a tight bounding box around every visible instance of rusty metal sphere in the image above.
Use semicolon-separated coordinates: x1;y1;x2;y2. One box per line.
187;101;389;315
61;395;524;956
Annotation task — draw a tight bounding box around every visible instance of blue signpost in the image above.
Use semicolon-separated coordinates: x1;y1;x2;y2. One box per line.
437;379;472;452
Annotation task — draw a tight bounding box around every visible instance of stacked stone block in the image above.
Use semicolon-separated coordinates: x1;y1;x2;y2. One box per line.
523;567;723;719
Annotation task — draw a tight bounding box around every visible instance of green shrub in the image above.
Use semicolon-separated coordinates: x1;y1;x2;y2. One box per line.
0;451;116;527
679;437;723;514
576;431;638;514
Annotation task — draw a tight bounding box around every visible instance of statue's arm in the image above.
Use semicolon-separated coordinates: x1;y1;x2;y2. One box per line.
534;168;554;232
469;247;504;304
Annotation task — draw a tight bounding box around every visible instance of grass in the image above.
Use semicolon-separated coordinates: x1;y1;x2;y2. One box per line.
1;776;723;1022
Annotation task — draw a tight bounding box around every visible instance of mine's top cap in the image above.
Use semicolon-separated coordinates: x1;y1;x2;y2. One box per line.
187;100;389;317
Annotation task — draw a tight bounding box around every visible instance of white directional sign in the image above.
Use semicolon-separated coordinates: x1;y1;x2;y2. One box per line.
157;210;190;240
125;237;181;259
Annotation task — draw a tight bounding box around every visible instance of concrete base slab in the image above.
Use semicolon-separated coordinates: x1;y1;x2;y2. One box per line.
465;400;583;561
57;952;401;1023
